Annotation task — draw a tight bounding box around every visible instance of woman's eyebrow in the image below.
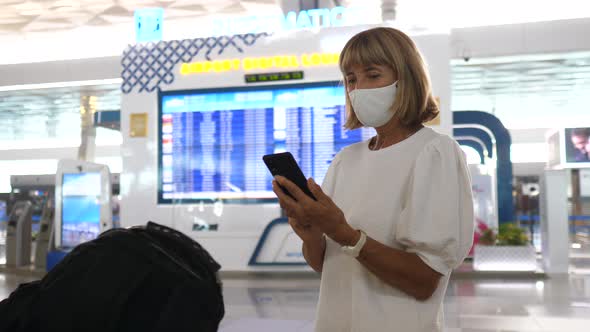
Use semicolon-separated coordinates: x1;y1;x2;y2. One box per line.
364;66;381;71
346;66;381;75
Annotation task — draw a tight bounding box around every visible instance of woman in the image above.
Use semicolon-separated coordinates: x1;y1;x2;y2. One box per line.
272;27;473;331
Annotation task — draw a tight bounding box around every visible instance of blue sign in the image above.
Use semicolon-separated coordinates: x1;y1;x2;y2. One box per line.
135;8;164;43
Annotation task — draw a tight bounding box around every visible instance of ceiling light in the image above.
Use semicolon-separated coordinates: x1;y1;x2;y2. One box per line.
0;78;122;93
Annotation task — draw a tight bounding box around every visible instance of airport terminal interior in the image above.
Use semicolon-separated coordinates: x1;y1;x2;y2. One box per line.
1;0;590;331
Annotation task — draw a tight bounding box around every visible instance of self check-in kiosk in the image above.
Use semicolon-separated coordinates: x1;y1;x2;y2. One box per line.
54;160;112;250
34;198;55;269
5;201;33;267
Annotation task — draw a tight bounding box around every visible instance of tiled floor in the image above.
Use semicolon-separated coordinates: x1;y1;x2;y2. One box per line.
3;270;590;331
0;272;38;300
218;274;590;332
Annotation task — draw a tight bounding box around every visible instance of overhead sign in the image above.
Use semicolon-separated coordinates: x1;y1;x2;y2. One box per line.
180;53;340;75
135;8;164;43
212;6;369;36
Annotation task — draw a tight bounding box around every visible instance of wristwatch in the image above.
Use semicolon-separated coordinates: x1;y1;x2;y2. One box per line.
341;230;367;258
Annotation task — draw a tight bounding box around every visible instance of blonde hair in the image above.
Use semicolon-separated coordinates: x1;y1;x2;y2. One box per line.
339;27;439;129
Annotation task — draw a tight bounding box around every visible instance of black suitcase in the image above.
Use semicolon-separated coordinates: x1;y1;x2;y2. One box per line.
0;221;224;332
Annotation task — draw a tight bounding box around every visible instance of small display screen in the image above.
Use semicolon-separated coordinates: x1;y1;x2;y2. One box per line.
61;173;101;248
244;71;304;84
565;127;590;164
0;200;6;222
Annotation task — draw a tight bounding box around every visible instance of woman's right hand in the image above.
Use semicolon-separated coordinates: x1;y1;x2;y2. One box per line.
288;218;323;243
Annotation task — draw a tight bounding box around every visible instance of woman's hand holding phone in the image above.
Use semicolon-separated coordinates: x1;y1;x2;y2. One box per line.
288;217;323;243
272;176;348;238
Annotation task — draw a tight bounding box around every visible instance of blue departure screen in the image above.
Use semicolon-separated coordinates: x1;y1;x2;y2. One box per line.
158;82;375;203
61;173;101;248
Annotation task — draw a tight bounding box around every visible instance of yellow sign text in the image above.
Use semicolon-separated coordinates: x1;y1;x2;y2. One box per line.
180;53;340;75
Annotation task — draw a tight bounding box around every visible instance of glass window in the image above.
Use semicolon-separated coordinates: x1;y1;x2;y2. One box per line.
0;84;121;148
452;52;590;129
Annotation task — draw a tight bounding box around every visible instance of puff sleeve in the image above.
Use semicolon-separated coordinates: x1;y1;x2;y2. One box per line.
395;136;474;275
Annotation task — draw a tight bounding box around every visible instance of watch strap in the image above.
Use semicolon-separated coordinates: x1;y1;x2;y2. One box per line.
341;229;367;258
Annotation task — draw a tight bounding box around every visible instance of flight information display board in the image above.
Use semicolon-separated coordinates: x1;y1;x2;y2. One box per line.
158;82;375;203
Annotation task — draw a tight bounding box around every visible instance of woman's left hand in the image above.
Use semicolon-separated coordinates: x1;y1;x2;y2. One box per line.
272;176;348;237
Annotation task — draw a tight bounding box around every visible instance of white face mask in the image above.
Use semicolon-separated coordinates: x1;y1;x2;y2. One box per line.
348;82;397;127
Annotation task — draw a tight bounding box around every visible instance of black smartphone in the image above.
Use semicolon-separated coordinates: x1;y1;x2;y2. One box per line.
263;152;316;200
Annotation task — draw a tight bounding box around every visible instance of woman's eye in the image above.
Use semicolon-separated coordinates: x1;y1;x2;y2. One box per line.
347;78;356;84
368;73;381;79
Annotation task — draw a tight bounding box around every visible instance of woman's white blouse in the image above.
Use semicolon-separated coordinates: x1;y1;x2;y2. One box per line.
315;127;474;332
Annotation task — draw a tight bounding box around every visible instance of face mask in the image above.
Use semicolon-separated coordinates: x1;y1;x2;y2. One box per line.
348;82;397;127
